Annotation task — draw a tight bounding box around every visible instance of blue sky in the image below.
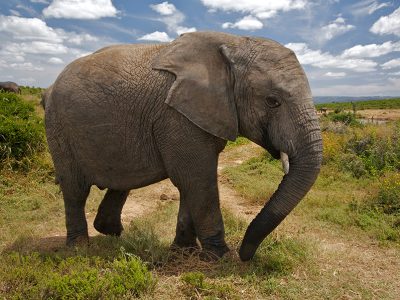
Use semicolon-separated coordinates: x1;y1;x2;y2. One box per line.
0;0;399;96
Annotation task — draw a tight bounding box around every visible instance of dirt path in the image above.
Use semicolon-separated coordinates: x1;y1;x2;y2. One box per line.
357;108;400;121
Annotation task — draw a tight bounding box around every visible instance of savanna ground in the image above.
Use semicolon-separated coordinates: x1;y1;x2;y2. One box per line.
0;90;399;299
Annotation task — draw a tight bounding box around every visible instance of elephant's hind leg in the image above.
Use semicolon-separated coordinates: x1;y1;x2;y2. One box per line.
94;189;129;236
59;173;90;246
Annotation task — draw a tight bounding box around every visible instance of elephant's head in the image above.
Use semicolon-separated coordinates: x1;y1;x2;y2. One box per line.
153;32;322;261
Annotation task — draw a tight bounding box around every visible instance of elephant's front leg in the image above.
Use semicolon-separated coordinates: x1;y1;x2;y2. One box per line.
184;180;229;259
94;189;129;236
168;158;229;258
172;193;199;250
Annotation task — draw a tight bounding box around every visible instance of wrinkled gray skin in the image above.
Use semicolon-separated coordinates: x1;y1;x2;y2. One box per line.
0;81;20;93
40;84;52;109
45;32;322;261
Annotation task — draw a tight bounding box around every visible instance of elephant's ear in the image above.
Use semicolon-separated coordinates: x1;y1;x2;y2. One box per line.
152;33;238;141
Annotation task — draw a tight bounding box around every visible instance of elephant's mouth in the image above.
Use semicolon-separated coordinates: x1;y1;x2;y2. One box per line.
262;133;280;159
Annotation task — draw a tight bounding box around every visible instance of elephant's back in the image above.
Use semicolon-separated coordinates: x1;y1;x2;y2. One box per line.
53;43;173;100
48;43;174;122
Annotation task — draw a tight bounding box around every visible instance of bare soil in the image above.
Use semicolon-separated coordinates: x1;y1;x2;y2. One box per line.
356;109;400;121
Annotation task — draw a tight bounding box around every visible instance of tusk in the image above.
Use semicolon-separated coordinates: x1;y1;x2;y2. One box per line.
280;151;289;175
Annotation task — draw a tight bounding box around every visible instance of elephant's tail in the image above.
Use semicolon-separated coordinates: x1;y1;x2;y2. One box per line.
41;84;53;109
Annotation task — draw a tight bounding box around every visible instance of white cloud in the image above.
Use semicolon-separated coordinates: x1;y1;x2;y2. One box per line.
222;15;263;30
75;51;93;58
342;41;400;58
0;15;114;87
325;72;346;77
0;15;61;42
150;2;176;15
65;32;99;45
0;15;99;47
4;41;68;55
286;43;377;72
201;0;306;15
43;0;118;19
48;57;64;64
255;10;277;19
9;62;44;71
175;26;196;35
138;31;172;42
318;17;354;43
370;7;400;36
313;77;400;96
30;0;50;3
381;58;400;69
350;0;390;16
145;2;196;37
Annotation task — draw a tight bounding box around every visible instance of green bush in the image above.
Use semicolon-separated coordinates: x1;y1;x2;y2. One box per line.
327;112;361;127
0;91;45;167
344;125;400;176
0;250;155;299
20;85;44;96
374;173;400;215
338;153;367;178
226;136;250;148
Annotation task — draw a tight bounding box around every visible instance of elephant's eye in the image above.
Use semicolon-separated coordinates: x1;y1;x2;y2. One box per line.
265;96;281;108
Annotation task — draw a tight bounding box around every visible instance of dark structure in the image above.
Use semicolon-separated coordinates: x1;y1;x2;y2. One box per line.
0;81;21;94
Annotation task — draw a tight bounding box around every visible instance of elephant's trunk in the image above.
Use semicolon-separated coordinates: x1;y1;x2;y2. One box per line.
239;103;322;261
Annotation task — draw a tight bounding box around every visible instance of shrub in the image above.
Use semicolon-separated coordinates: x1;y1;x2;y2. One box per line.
322;131;346;164
339;153;367;178
0;91;45;167
327;112;361;127
345;125;400;176
20;86;44;97
375;172;400;215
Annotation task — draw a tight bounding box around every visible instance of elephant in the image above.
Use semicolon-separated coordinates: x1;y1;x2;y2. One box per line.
44;31;322;261
0;81;21;94
40;84;53;109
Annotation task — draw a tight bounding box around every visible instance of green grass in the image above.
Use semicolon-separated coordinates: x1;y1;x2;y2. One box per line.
226;136;251;148
315;98;400;111
0;250;155;299
223;153;284;204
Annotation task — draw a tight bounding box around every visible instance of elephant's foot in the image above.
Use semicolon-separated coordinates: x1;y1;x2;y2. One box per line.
199;244;230;261
66;233;89;247
93;213;123;236
171;239;200;254
199;232;230;261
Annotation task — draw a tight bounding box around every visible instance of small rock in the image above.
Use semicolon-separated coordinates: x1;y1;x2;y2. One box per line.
160;193;169;201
